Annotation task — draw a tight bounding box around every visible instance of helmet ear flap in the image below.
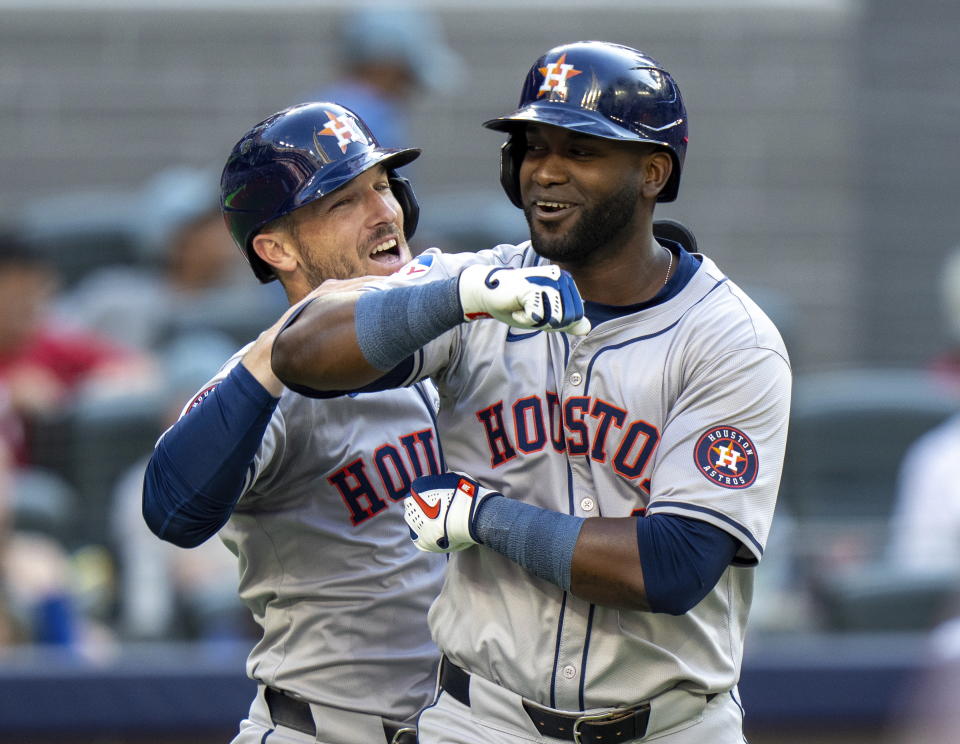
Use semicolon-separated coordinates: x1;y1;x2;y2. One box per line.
653;219;697;252
388;172;420;239
499;136;525;209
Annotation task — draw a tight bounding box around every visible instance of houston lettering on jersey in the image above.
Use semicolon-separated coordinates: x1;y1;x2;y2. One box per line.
476;392;660;490
328;428;441;525
476;394;762;491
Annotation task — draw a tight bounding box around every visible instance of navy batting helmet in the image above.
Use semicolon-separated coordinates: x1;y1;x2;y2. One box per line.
483;41;687;205
221;102;420;282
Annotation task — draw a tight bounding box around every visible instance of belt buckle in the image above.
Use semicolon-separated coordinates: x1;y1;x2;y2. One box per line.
571;706;638;744
388;725;416;744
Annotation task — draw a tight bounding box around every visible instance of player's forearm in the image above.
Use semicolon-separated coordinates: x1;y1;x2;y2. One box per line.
475;497;737;613
273;266;590;392
273;278;465;391
408;475;731;612
570;517;652;610
272;293;383;391
473;496;649;610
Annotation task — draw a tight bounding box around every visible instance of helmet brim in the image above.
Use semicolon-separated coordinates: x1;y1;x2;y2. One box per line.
483;103;682;203
483;102;678;150
292;146;420;210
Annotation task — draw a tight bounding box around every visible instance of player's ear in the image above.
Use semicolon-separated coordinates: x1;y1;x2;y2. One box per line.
640;150;673;201
251;231;299;276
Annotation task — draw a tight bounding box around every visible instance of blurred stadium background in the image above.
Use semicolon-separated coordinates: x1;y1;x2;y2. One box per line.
1;0;959;742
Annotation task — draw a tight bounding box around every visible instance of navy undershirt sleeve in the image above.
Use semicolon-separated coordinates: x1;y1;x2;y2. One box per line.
636;513;740;615
142;363;279;548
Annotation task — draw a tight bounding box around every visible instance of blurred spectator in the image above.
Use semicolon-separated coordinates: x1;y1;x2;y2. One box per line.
58;167;286;355
0;436;83;650
112;456;250;642
887;412;960;575
311;6;464;148
888;247;960;576
111;332;251;642
36;169;279;638
0;235;155;465
0;439;20;647
930;245;960;389
875;249;960;643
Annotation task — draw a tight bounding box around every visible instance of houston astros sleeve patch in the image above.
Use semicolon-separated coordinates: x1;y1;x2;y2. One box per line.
694;425;759;489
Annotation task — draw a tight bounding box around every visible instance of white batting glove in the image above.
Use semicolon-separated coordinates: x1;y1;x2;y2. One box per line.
404;472;501;553
458;265;591;335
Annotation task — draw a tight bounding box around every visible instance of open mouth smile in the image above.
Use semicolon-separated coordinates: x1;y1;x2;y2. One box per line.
531;200;578;222
368;236;402;263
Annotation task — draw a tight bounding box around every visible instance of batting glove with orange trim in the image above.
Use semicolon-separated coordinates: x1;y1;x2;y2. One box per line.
404;472;501;553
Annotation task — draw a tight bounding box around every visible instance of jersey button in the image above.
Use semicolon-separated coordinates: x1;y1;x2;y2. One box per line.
562;665;577;679
569;372;582;386
579;498;595;511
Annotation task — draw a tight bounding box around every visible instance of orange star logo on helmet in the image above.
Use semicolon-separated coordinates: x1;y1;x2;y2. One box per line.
318;110;370;153
537;53;582;99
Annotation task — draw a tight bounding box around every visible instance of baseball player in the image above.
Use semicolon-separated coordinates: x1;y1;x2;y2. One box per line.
142;102;455;744
272;42;792;744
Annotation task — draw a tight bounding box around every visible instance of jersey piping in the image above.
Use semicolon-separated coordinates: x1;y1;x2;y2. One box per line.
413;381;446;471
650;500;763;557
549;590;570;709
582;279;729;397
579;604;597;710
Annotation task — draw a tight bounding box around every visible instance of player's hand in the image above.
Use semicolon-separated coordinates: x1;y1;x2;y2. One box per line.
403;472;501;553
458;265;591;335
248;277;380;395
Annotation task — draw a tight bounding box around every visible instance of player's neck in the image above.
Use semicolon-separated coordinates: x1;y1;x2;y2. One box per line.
281;274;313;305
558;231;671;307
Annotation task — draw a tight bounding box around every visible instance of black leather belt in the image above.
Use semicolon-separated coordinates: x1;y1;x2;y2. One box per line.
439;657;650;744
264;686;417;743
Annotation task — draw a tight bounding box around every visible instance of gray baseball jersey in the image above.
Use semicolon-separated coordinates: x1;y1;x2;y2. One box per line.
168;348;445;720
375;242;791;711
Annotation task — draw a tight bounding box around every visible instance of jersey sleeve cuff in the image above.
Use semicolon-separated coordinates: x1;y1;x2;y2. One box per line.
232;359;282;405
646;501;763;565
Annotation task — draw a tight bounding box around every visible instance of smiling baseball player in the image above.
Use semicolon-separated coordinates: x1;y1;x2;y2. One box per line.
272;42;791;744
142;102;449;744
